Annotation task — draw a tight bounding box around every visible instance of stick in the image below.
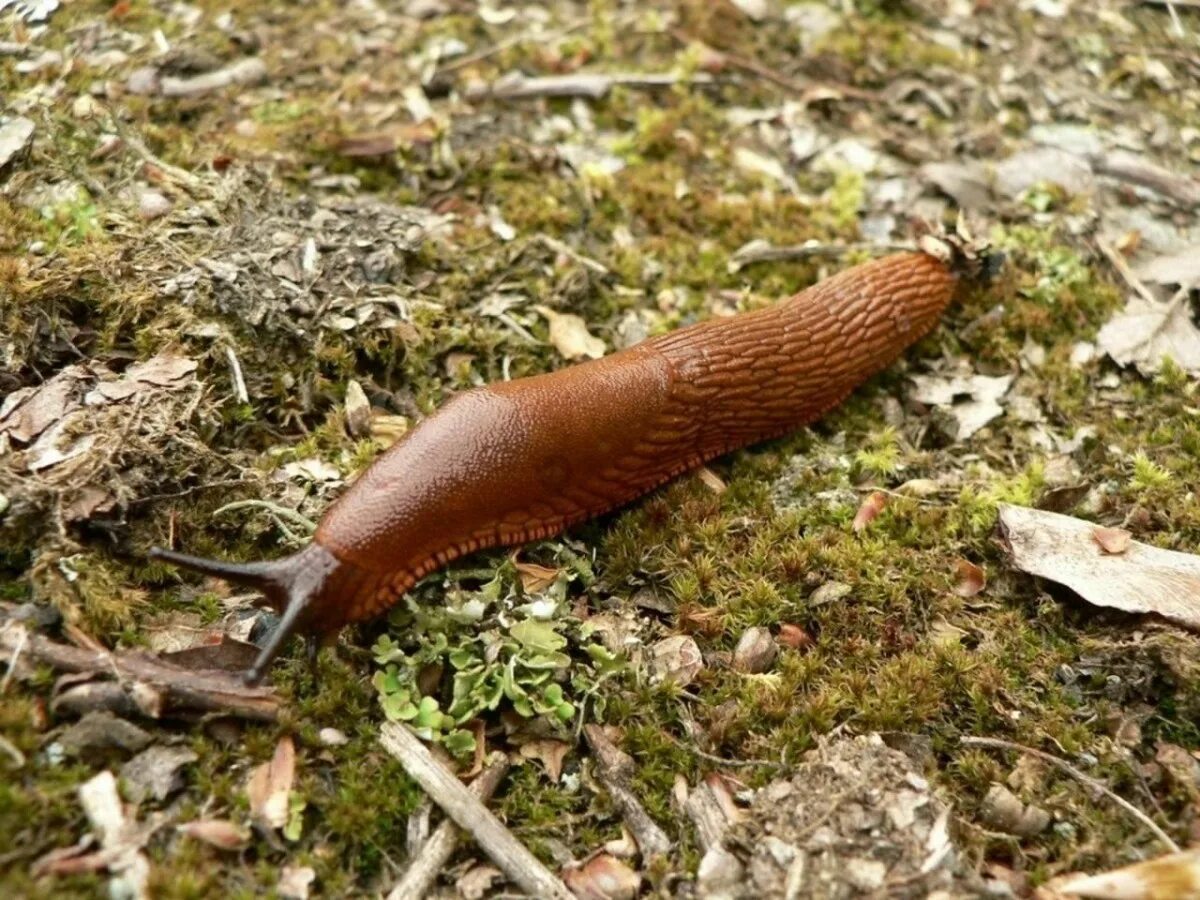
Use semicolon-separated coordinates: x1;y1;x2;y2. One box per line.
386;756;511;900
0;620;279;721
1092;150;1200;208
465;71;714;102
583;725;672;858
729;239;912;272
1095;238;1159;305
379;722;573;900
959;736;1180;853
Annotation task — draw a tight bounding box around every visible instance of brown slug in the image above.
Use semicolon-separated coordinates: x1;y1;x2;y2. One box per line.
151;238;992;684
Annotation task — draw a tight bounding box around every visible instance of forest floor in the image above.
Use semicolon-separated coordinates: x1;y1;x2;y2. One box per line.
3;0;1200;898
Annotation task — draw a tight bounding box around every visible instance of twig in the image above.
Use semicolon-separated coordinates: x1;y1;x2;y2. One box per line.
959;736;1180;853
1095;237;1159;305
213;500;317;536
386;755;511;900
661;729;785;770
465;71;714;102
670;29;880;103
224;346;249;405
729;239;913;272
1;625;25;694
536;234;610;276
433;16;594;76
583;725;672;858
1092;150;1200;208
379;722;573;900
0;619;279;721
160;57;268;98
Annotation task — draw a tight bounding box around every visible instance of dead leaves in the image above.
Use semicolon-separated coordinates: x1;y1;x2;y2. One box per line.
247;734;296;831
999;504;1200;631
535;305;606;360
1095;291;1200;376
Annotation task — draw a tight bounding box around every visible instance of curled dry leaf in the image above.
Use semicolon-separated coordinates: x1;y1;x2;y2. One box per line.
1052;848;1200;899
562;853;641;900
246;735;295;830
953;559;986;597
853;491;888;532
534;305;606;360
697;466;727;494
1093;526;1132;555
979;783;1050;837
177;819;251;851
999;504;1200;631
514;559;560;594
648;635;703;687
778;623;813;650
1096;294;1200;376
518;739;571;782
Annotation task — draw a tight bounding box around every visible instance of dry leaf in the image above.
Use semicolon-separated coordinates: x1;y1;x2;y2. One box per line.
1096;294;1200;376
853;491;888;532
84;353;197;405
1093;526;1132;555
278;864;316;900
457;864;504;900
514;559;560;594
344;380;371;438
246;735;295;830
562;853;641;900
999;504;1200;631
177;819;250;851
518;739;571;781
777;623;813;650
909;372;1013;440
1052;848;1200;899
953;559;986;597
1136;246;1200;287
0;373;77;443
697;466;727;494
648;635;703;687
534;305;606;360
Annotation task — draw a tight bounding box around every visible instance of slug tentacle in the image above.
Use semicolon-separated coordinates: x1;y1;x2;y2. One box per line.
150;543;353;684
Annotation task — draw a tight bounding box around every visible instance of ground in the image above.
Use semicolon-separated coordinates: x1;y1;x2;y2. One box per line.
2;0;1200;897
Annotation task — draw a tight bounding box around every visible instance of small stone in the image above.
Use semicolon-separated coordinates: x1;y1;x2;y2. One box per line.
58;711;152;756
318;727;348;747
733;626;778;673
0;117;35;170
126;66;160;95
648;635;703;687
120;745;197;802
844;857;888;891
139;191;172;221
809;581;852;606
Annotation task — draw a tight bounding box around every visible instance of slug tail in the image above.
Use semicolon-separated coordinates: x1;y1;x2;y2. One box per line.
150;543;344;685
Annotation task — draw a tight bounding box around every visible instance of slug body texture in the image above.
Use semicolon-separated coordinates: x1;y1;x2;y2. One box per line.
152;250;963;680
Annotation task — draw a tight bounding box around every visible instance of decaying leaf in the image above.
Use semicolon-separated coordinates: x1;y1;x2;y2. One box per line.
278;864;316;900
514;559;560;594
909;372;1014;440
999;504;1200;631
1096;293;1200;376
83;353;198;405
952;559;987;597
1136;246;1200;287
697;466;727;494
1052;848;1200;899
177;819;251;851
853;491;888;532
1093;526;1132;555
246;735;295;830
648;635;703;687
534;305;606;360
120;745;197;803
562;853;641;900
518;739;571;781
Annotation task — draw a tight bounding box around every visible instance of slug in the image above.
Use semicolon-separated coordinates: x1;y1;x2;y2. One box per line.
152;238;992;684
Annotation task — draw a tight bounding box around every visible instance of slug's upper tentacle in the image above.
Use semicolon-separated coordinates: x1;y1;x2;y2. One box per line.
149;543;366;684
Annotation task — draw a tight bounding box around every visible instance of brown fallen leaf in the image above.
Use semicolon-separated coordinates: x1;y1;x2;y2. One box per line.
853;491;888;532
1093;526;1133;555
999;504;1200;631
534;305;606;360
562;853;641;900
518;739;571;782
953;559;987;597
177;819;251;851
84;353;197;405
514;559;560;594
246;735;295;830
777;623;813;650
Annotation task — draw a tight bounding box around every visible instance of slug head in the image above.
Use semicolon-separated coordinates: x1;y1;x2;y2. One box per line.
149;542;352;685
